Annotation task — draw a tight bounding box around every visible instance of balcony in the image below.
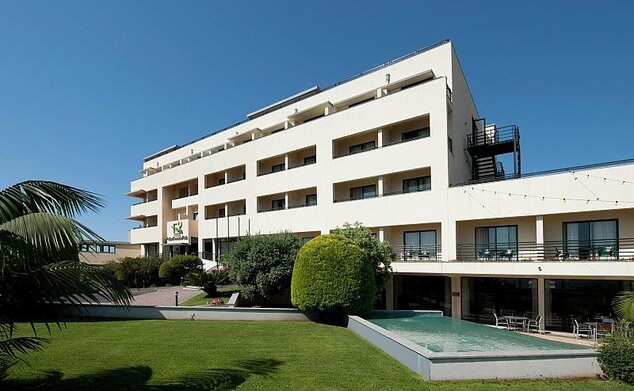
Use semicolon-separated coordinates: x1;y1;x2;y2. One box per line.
333;168;431;203
395;244;442;262
205;165;246;188
205;199;246;220
258;187;317;213
456;239;634;262
257;146;316;177
333;115;429;159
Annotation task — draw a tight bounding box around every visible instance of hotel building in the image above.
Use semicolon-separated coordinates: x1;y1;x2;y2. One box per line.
127;40;634;331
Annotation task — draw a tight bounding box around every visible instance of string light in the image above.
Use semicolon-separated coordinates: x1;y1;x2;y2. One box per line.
466;187;634;205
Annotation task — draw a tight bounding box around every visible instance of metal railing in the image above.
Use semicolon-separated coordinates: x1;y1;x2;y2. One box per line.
467;125;519;149
395;245;442;262
456;239;634;262
334;186;431;203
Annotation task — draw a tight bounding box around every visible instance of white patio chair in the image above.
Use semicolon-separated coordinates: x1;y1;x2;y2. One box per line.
573;319;594;339
493;312;509;330
527;315;542;333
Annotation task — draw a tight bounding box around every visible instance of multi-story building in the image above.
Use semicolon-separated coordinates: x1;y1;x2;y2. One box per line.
127;40;634;331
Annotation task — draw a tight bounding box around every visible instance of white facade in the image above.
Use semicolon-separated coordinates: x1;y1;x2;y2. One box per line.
128;40;634;327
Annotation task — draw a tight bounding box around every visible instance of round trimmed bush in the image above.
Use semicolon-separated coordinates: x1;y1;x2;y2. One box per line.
291;234;376;316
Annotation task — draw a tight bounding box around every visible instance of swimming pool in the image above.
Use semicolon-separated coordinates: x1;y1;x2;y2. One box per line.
347;311;600;380
366;311;588;353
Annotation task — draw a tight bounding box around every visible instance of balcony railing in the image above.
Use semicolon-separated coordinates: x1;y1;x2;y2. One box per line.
334;186;430;203
467;125;519;149
456;239;634;262
395;245;442;262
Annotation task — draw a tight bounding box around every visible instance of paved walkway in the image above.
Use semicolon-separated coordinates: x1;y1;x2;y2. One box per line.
131;286;201;306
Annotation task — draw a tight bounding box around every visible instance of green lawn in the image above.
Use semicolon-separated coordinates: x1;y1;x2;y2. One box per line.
3;320;631;391
181;286;241;306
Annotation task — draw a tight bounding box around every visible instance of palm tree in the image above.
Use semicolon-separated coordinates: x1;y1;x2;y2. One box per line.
0;181;132;376
614;291;634;322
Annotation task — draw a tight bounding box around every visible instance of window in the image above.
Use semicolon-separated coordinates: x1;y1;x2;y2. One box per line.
145;243;159;258
272;199;285;210
178;187;189;198
218;208;226;218
448;137;453;154
218;177;226;185
303;155;316;165
563;219;618;259
402;176;431;193
401;127;430;141
403;230;437;259
217;238;237;257
80;244;91;252
193;211;199;220
475;225;518;260
306;194;317;206
350;185;376;200
94;244;116;253
242;204;246;215
349;140;376;155
271;163;285;173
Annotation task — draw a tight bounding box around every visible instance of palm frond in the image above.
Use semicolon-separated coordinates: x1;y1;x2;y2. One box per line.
613;291;634;321
0;181;103;224
0;213;102;259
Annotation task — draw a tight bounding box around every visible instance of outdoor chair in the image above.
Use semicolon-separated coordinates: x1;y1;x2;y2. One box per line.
572;319;595;339
418;249;430;260
478;249;492;260
527;315;542;334
555;247;569;261
501;249;515;261
493;312;509;330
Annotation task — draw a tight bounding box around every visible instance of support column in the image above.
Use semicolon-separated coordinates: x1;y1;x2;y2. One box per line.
224;171;229;184
284;192;289;210
536;215;544;259
538;277;546;330
378;227;385;242
284;154;289;170
385;275;394;310
441;220;457;261
377;176;384;196
451;275;461;319
377;128;384;148
197;238;204;259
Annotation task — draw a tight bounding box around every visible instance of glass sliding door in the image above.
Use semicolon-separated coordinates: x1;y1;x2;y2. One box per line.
475;225;518;261
564;219;618;259
403;230;437;260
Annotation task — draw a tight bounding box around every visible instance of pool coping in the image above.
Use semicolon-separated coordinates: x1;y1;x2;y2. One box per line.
347;311;601;380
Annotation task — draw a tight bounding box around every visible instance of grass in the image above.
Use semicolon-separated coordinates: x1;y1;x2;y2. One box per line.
180;286;241;306
3;320;631;391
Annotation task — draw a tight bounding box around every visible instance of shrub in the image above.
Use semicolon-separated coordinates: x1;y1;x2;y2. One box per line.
159;255;202;285
105;257;162;288
291;234;376;316
223;232;303;303
333;222;394;293
184;269;230;296
598;323;634;384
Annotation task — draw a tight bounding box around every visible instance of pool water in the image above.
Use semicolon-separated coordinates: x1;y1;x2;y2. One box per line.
366;312;590;353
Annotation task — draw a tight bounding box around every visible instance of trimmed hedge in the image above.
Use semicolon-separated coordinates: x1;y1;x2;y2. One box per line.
291;234;376;316
158;255;202;285
598;324;634;384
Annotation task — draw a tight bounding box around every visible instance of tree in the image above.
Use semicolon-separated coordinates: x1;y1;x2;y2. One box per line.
333;222;394;294
158;255;203;285
291;234;376;317
0;181;131;377
614;291;634;321
223;232;303;303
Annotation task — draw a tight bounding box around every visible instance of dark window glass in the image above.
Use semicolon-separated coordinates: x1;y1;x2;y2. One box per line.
349;140;376;155
402;176;431;193
303;155;316;165
272;199;285;210
475;225;518;260
271;163;285;172
403;230;437;259
218;177;225;185
306;194;317;206
402;127;430;141
448;137;453;154
563;219;618;259
350;185;376;200
218;208;226;218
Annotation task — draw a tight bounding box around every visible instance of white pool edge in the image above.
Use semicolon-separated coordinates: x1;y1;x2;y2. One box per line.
347;314;602;380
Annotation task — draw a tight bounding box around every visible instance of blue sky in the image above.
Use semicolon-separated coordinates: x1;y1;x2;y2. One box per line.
1;1;633;240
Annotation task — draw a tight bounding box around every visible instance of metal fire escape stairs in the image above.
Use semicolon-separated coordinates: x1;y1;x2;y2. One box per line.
467;118;521;182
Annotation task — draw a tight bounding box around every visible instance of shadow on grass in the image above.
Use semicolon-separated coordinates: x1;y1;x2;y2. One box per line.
2;358;281;391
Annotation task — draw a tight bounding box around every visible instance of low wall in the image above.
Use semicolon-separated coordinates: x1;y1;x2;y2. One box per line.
347;315;602;381
63;304;309;322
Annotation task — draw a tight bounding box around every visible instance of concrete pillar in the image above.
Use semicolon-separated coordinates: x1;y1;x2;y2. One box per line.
284;154;289;170
441;220;457;261
538;277;546;330
197;238;204;257
536;215;544;259
376;87;387;98
325;105;335;116
284;192;289;209
378;227;385;242
284;120;291;129
385;275;394;310
377;129;384;148
451;275;461;319
211;238;217;262
377;176;384;196
224;171;228;184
